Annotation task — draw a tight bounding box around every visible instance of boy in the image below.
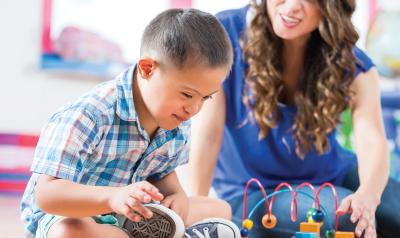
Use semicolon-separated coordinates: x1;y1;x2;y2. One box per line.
21;8;240;238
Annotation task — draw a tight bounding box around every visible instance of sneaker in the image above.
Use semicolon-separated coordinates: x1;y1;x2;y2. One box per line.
184;218;241;238
117;203;185;238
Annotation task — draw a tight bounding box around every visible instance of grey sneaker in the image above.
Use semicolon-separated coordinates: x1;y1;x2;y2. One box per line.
117;204;185;238
184;218;241;238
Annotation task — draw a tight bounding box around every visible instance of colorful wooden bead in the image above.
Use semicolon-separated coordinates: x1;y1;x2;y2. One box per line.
300;222;320;237
308;216;323;227
311;210;325;223
295;232;318;238
325;229;335;238
335;231;355;238
262;214;277;229
240;228;249;237
242;219;253;230
306;208;316;219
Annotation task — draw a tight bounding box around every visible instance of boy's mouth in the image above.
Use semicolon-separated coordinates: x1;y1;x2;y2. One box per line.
174;114;189;122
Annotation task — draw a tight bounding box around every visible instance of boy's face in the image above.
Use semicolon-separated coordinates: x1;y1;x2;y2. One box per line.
140;62;227;130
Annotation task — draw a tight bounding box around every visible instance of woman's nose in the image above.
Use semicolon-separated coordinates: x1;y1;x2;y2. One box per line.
284;0;302;13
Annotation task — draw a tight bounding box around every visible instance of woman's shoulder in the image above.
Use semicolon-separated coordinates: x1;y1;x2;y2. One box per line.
215;5;248;22
215;5;249;34
353;46;375;76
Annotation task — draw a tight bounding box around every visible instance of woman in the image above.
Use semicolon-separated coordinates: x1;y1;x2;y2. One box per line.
187;0;400;237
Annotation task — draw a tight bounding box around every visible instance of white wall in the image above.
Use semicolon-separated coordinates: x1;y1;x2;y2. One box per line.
0;0;105;135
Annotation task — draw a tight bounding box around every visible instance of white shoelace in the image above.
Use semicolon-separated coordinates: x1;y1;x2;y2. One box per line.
184;227;211;238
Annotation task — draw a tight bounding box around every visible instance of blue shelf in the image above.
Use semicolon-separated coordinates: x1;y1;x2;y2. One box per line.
40;53;132;78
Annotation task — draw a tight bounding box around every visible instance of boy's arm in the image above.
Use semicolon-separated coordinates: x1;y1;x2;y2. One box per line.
148;170;185;198
148;171;189;223
36;174;163;220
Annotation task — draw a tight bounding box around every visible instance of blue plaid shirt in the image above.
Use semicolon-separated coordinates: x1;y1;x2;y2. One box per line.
20;65;191;237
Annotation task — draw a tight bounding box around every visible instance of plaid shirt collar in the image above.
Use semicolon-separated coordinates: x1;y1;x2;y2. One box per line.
115;64;184;141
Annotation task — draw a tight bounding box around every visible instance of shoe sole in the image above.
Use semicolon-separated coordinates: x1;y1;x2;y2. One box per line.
121;204;185;238
190;218;241;238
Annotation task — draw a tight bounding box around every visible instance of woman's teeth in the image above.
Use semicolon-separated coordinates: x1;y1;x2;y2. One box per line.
281;14;300;23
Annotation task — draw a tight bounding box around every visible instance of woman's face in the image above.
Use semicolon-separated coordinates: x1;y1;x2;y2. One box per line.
267;0;322;41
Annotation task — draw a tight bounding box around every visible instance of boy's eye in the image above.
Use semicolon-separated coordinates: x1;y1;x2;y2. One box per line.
182;93;192;99
203;95;213;100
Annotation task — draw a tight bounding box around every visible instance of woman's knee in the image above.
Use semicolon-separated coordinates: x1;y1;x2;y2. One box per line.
47;217;95;238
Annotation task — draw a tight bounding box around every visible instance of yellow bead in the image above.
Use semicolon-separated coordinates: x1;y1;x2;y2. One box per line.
308;216;323;227
243;219;253;230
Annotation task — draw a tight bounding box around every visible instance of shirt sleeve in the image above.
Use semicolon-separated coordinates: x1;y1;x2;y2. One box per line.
353;46;376;78
31;107;102;182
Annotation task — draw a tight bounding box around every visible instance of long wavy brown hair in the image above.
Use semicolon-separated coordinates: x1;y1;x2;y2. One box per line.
241;0;360;158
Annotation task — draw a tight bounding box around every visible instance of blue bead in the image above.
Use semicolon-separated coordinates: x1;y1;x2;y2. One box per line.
311;210;325;223
295;232;318;238
240;228;249;237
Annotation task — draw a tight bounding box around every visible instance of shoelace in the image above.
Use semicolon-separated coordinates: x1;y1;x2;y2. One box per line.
184;227;210;238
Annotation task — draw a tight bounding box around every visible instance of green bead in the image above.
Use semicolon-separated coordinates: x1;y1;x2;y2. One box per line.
325;229;335;238
307;208;317;219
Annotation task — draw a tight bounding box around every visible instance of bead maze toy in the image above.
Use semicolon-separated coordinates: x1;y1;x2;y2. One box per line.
240;178;355;238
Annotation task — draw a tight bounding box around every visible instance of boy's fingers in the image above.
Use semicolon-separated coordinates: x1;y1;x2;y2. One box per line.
129;188;151;203
122;205;141;222
126;197;153;219
135;182;164;201
160;196;174;208
136;181;159;194
149;192;164;201
170;201;183;220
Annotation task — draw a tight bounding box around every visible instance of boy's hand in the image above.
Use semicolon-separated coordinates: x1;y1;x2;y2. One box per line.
160;192;189;225
108;181;164;222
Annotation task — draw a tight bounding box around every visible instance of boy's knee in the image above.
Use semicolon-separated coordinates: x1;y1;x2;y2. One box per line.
48;218;93;238
211;198;232;220
221;200;233;220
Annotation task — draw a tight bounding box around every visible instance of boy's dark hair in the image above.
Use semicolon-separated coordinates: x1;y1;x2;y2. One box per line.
141;8;233;72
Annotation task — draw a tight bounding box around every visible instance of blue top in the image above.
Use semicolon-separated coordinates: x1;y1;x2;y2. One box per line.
212;6;375;202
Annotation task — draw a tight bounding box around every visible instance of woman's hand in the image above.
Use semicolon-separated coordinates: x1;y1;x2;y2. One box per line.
336;190;380;238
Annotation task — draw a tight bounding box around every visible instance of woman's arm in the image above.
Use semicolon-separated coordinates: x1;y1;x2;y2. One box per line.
349;67;390;201
186;86;227;196
337;67;390;237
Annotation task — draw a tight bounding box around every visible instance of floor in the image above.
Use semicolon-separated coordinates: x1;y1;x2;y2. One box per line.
0;194;24;238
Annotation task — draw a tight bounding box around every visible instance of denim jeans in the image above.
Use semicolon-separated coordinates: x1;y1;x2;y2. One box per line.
228;163;400;238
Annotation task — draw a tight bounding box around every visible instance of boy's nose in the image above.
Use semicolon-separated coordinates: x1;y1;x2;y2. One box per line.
184;103;199;116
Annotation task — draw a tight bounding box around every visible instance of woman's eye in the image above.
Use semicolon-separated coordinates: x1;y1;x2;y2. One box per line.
203;95;213;100
182;93;192;99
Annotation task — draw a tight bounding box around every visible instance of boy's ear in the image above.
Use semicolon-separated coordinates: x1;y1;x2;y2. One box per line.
137;56;156;80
